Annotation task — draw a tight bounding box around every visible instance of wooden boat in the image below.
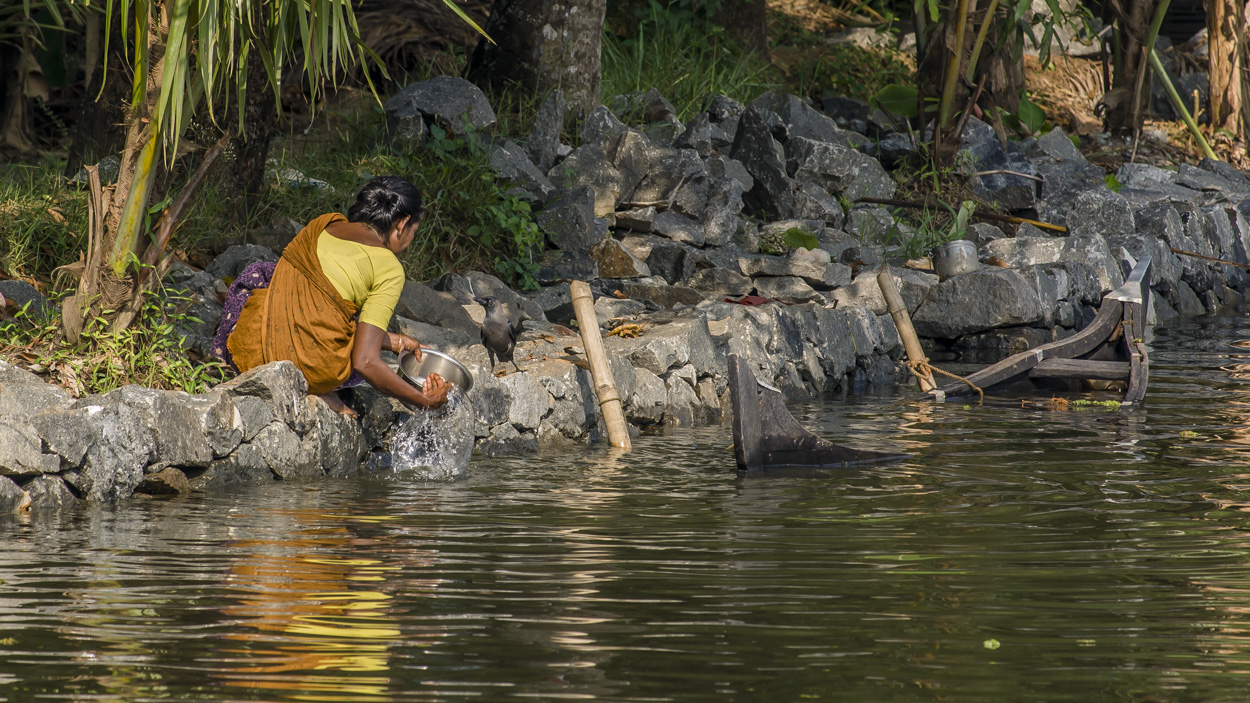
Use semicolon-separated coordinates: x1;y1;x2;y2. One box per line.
930;256;1152;407
728;353;910;472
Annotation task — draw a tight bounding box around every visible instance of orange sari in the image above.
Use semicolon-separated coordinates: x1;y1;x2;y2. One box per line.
227;213;360;395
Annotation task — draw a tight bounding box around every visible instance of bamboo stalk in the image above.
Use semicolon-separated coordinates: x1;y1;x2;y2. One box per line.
878;269;936;393
854;197;1069;232
965;0;1001;82
1169;247;1250;270
939;0;975;130
569;281;631;450
1148;48;1219;161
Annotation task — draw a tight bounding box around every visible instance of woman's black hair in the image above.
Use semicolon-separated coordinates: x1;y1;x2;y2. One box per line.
347;176;423;236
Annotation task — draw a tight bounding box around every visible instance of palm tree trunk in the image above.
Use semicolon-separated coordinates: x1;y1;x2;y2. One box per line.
1207;0;1245;139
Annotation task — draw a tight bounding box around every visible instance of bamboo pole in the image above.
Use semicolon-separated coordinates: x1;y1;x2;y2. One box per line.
569;281;631;450
877;269;937;393
1148;48;1219;161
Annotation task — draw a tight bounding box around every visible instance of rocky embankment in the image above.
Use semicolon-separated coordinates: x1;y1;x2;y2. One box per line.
3;76;1250;511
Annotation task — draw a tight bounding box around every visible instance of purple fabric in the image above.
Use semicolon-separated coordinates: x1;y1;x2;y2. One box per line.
211;260;364;388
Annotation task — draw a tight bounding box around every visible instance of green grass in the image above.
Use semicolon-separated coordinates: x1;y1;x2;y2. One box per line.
1;288;231;396
0;160;88;285
601;4;777;122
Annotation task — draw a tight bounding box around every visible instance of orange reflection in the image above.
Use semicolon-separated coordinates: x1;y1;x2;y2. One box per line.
216;508;443;702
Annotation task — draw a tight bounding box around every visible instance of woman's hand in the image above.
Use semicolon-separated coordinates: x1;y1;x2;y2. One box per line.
422;372;451;408
389;332;426;361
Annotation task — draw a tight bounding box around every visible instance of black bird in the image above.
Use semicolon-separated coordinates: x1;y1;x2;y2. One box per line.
475;296;523;374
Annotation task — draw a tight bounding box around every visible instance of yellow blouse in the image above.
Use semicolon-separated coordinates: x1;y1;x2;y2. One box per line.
316;231;405;331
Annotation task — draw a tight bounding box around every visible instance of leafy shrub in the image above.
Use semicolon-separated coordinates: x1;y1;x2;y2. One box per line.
1;288;230;396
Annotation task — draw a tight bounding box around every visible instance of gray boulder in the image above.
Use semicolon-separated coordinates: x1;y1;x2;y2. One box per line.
24;475;77;509
430;271;545;324
616;205;657;233
605;130;655;204
753;276;825;303
652;210;705;247
1027;127;1107;227
580;105;629;146
702;178;746;247
537;186;602;252
966;223;1006;248
88;386;215;468
610;88;677;124
704;155;755;192
499;373;551;430
0;476;25;513
619;282;705;309
385;76;496;138
489;140;556;203
0;359;73;422
625;148;704;208
0;421;50;477
592;238;651;279
751;92;841;144
525;89;566;172
395;281;480;338
608;315;721;377
730;106;795;218
786;136;895;201
673;112;714;156
830;268;938;315
664;373;701;426
687;268;753;299
191;443;275;490
791;183;845;230
552;144;621;216
738;255;850;289
626;368;667;424
206;244;279;281
1176;162;1250;195
535;249;599;285
74;402;156;501
252;421;320;479
1067;189;1136;239
912;268;1046;338
216;360;308;428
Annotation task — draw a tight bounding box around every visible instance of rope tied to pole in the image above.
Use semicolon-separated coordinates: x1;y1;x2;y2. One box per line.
908;357;983;401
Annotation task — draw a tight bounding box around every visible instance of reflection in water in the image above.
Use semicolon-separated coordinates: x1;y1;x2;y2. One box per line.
4;311;1250;701
216;509;443;701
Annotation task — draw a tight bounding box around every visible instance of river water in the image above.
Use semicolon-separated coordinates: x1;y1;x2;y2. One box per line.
2;311;1250;702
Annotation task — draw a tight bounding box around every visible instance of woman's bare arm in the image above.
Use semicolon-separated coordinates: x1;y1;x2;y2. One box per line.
352;322;449;409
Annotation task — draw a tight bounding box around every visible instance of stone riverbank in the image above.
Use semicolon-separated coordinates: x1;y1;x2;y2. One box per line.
3;78;1250;510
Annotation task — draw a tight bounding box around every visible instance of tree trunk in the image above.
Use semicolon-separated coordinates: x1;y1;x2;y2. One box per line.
1102;0;1156;134
64;12;130;178
0;36;36;155
221;42;278;224
1207;0;1245;138
466;0;607;115
714;0;769;57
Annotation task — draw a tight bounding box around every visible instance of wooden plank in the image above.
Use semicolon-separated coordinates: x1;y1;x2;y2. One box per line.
1028;358;1130;380
729;355;763;472
938;299;1124;397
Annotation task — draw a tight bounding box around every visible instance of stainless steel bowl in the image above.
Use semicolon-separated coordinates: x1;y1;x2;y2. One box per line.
398;348;474;394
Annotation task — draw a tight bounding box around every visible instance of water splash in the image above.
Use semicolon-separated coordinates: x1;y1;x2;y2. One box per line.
389;389;475;480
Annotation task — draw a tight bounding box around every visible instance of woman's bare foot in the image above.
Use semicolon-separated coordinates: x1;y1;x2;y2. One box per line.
317;391;358;418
